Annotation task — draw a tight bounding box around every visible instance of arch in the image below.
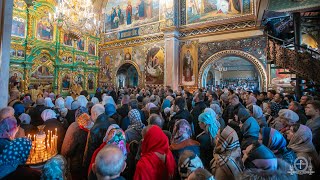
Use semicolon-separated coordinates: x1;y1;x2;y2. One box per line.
198;50;267;91
114;60;143;87
27;47;59;64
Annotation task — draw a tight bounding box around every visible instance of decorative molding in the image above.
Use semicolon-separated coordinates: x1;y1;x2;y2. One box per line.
198;50;267;91
179;20;256;38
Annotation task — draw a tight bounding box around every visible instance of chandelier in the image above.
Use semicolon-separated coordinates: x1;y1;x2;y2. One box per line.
52;0;99;39
213;62;227;72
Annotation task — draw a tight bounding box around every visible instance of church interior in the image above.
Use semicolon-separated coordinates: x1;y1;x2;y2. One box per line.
0;0;320;179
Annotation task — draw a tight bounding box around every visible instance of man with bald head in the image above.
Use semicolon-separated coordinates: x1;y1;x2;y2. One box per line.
83;104;116;171
92;145;126;180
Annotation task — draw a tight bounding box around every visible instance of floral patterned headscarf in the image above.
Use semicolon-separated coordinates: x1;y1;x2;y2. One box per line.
103;124;127;156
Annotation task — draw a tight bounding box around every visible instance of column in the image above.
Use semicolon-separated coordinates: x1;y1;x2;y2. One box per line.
293;12;302;100
164;30;179;90
0;0;14;108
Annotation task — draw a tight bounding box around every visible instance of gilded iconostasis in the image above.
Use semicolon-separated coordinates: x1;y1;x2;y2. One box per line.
10;0;318;93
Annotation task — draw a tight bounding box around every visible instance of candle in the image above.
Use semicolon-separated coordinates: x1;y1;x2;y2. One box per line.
55;128;57;136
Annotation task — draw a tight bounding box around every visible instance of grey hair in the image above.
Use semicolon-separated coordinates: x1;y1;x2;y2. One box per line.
148;114;164;128
0;107;15;120
95;144;125;178
91;104;105;116
188;168;215;180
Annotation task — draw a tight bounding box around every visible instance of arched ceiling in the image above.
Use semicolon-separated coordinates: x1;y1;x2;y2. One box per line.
92;0;108;13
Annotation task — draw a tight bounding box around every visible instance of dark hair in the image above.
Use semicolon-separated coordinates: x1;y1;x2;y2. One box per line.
276;93;284;100
285;94;295;101
291;124;300;133
268;90;276;95
174;97;185;110
197;92;204;101
149;107;160;115
211;93;218;100
168;89;173;94
80;90;88;97
260;92;267;96
306;100;320;111
179;86;184;90
148;114;164;128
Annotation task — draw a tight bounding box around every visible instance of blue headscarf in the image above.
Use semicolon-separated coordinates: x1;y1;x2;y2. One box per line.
198;111;219;139
161;99;171;111
13;103;25;116
261;127;287;151
105;103;116;117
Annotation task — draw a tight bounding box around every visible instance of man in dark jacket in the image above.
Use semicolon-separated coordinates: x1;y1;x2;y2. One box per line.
83;104;116;170
28;98;47;126
169;97;192;132
191;92;207;136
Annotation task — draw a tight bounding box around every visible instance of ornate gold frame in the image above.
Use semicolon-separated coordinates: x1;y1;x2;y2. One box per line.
198;50;268;91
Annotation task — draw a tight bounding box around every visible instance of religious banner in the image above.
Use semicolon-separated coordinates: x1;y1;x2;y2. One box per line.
180;41;198;86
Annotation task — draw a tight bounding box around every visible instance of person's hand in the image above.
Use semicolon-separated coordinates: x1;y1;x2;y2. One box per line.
228;119;233;123
239;121;243;128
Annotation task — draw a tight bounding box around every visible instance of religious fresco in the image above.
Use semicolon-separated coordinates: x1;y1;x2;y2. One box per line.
124;47;132;60
9;71;23;87
88;41;96;55
11;17;26;37
186;0;252;24
145;46;164;85
75;55;86;63
103;0;173;32
76;37;85;51
37;16;54;41
99;53;113;82
63;33;73;46
180;41;198;86
62;73;71;90
88;73;95;90
61;54;73;63
10;49;25;58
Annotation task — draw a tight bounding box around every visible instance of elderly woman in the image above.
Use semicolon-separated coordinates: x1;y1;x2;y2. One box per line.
125;109;145;143
210;104;225;129
41;109;66;153
287;124;319;179
134;125;176;180
61;111;93;180
41;155;68;180
88;124;127;179
91;97;99;105
44;97;55;109
170;119;200;163
277;109;299;133
19;113;37;135
247;104;267;127
55;97;68;118
245;95;257;107
77;95;88;107
259;127;296;165
178;150;204;179
211;126;243;180
237;108;260;150
65;96;74;110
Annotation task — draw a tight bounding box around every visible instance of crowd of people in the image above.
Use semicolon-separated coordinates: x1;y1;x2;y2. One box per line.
1;85;320;180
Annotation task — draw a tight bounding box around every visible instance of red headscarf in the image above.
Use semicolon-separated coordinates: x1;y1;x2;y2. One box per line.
134;126;176;180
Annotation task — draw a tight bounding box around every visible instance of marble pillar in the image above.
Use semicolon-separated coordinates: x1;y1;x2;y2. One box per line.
164;30;179;90
0;0;14;109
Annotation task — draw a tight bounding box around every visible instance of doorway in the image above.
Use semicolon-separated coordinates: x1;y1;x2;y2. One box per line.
116;63;139;88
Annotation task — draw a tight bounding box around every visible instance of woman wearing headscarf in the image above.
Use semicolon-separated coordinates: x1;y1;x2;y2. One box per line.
44;97;55;108
105;102;122;125
19;113;37;135
88;124;127;179
211;126;243;180
41;109;66;153
125;109;145;143
41;155;68;180
259;127;296;165
210;104;226;129
237;108;260;150
170;119;200;163
134;125;176;180
61;111;93;180
91;97;99;105
77;95;88;107
245;95;257;107
178;150;204;179
65;96;74;110
247;104;267;128
277;109;299;133
243;141;277;171
0;137;39;179
55;97;68;117
266;101;282;126
102;96;117;107
287;124;319;178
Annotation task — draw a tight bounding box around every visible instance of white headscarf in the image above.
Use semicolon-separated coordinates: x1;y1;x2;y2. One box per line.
55;97;65;109
41;109;57;121
44;97;55;108
19;113;31;124
77;95;88;107
91;97;99;105
102;96;116;108
65;96;74;110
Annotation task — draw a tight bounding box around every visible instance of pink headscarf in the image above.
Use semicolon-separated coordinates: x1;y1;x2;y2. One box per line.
0;117;18;139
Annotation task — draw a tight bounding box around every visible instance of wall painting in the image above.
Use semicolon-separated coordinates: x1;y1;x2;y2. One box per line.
124;47;133;60
88;73;95;90
186;0;252;24
180;41;198;86
145;46;164;85
88;41;96;55
76;37;85;51
37;16;54;41
11;17;26;37
63;33;73;46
